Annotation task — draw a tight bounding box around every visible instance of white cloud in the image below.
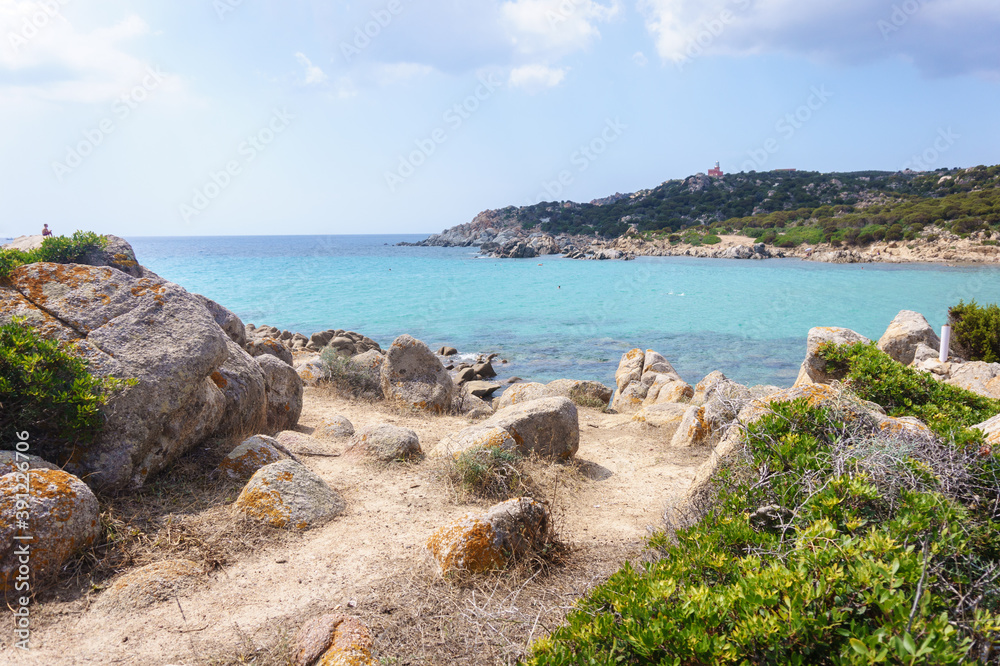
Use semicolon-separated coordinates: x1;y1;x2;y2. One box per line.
508;63;568;91
637;0;1000;78
294;52;328;86
501;0;621;59
373;62;435;85
0;5;158;104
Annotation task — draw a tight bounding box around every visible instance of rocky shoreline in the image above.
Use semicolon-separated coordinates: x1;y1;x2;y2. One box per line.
403;223;1000;265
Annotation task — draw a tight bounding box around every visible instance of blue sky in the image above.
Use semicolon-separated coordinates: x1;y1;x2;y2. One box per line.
1;0;998;237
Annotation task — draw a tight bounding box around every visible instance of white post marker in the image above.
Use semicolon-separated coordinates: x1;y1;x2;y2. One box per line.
940;325;952;363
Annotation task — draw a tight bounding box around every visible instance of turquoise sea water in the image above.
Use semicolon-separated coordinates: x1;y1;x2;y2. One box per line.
127;235;1000;389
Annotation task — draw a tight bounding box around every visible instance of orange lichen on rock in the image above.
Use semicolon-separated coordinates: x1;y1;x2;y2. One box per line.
426;516;504;575
235;484;289;528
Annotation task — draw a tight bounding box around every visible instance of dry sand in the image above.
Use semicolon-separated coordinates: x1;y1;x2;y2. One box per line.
1;387;708;665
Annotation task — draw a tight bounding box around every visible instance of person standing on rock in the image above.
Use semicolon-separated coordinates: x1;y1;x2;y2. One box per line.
42;224;52;237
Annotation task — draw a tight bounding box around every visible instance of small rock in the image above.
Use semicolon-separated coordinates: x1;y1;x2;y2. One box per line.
314;415;355;439
348;425;422;462
218;434;296;480
494;382;552;410
235;460;345;530
437;346;458;356
93;560;202;614
426;498;551;575
293;614;376;666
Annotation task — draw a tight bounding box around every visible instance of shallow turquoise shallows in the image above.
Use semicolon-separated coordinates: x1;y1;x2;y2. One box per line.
128;235;1000;389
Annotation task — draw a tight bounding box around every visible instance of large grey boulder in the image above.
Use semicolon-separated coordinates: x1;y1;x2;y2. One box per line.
795;327;872;386
1;469;100;593
380;335;454;413
611;348;693;413
877;310;940;365
475;396;579;460
78;234;144;278
3;262;236;489
258;353;304;434
235;460;345;530
212;338;268;440
194;294;247;348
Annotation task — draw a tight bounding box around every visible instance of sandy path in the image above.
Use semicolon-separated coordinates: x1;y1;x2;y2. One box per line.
3;389;708;665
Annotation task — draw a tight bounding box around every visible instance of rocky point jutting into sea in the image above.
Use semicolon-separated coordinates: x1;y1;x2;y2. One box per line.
403;166;1000;264
3;233;1000;664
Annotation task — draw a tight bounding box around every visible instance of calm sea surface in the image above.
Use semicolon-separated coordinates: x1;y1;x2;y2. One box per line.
127;235;1000;389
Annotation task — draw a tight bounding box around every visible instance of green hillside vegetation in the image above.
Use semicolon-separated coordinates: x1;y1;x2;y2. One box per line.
509;165;1000;248
525;344;1000;665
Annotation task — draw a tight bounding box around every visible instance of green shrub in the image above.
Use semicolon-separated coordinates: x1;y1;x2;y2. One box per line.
0;231;108;279
949;300;1000;363
449;446;528;500
526;345;1000;665
818;341;1000;446
319;347;381;397
0;318;131;463
702;234;722;245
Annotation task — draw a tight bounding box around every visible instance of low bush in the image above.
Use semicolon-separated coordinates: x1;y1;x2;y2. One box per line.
525;345;1000;665
448;446;529;500
702;234;722;245
949;300;1000;364
0;230;107;279
0;318;131;463
319;347;380;397
819;341;1000;447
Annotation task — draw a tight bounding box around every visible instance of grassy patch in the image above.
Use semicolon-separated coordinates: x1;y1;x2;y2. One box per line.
447;446;532;501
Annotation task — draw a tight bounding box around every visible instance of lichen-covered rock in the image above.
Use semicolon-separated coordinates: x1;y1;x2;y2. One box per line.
3;262;237;489
632;403;689;430
1;469;100;593
426;497;551;575
670;405;711;447
0;452;59;477
451;385;494;418
258;353;304;434
945;361;1000;399
877;310;941;366
611;348;692;413
246;337;294;366
92;560;202;614
494;382;553;410
217;435;295;480
438;425;518;457
546;379;613;407
350;350;385;397
464;380;503;399
692;371;730;405
213;338;268;439
973;413;1000;447
912;342;940;365
293;613;377;666
296;356;331;386
794;327;872;386
380;335;454;413
314;416;355;439
194;294;247;348
479;397;579;460
347;425;422;462
235;460;345;530
77;234;144;278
